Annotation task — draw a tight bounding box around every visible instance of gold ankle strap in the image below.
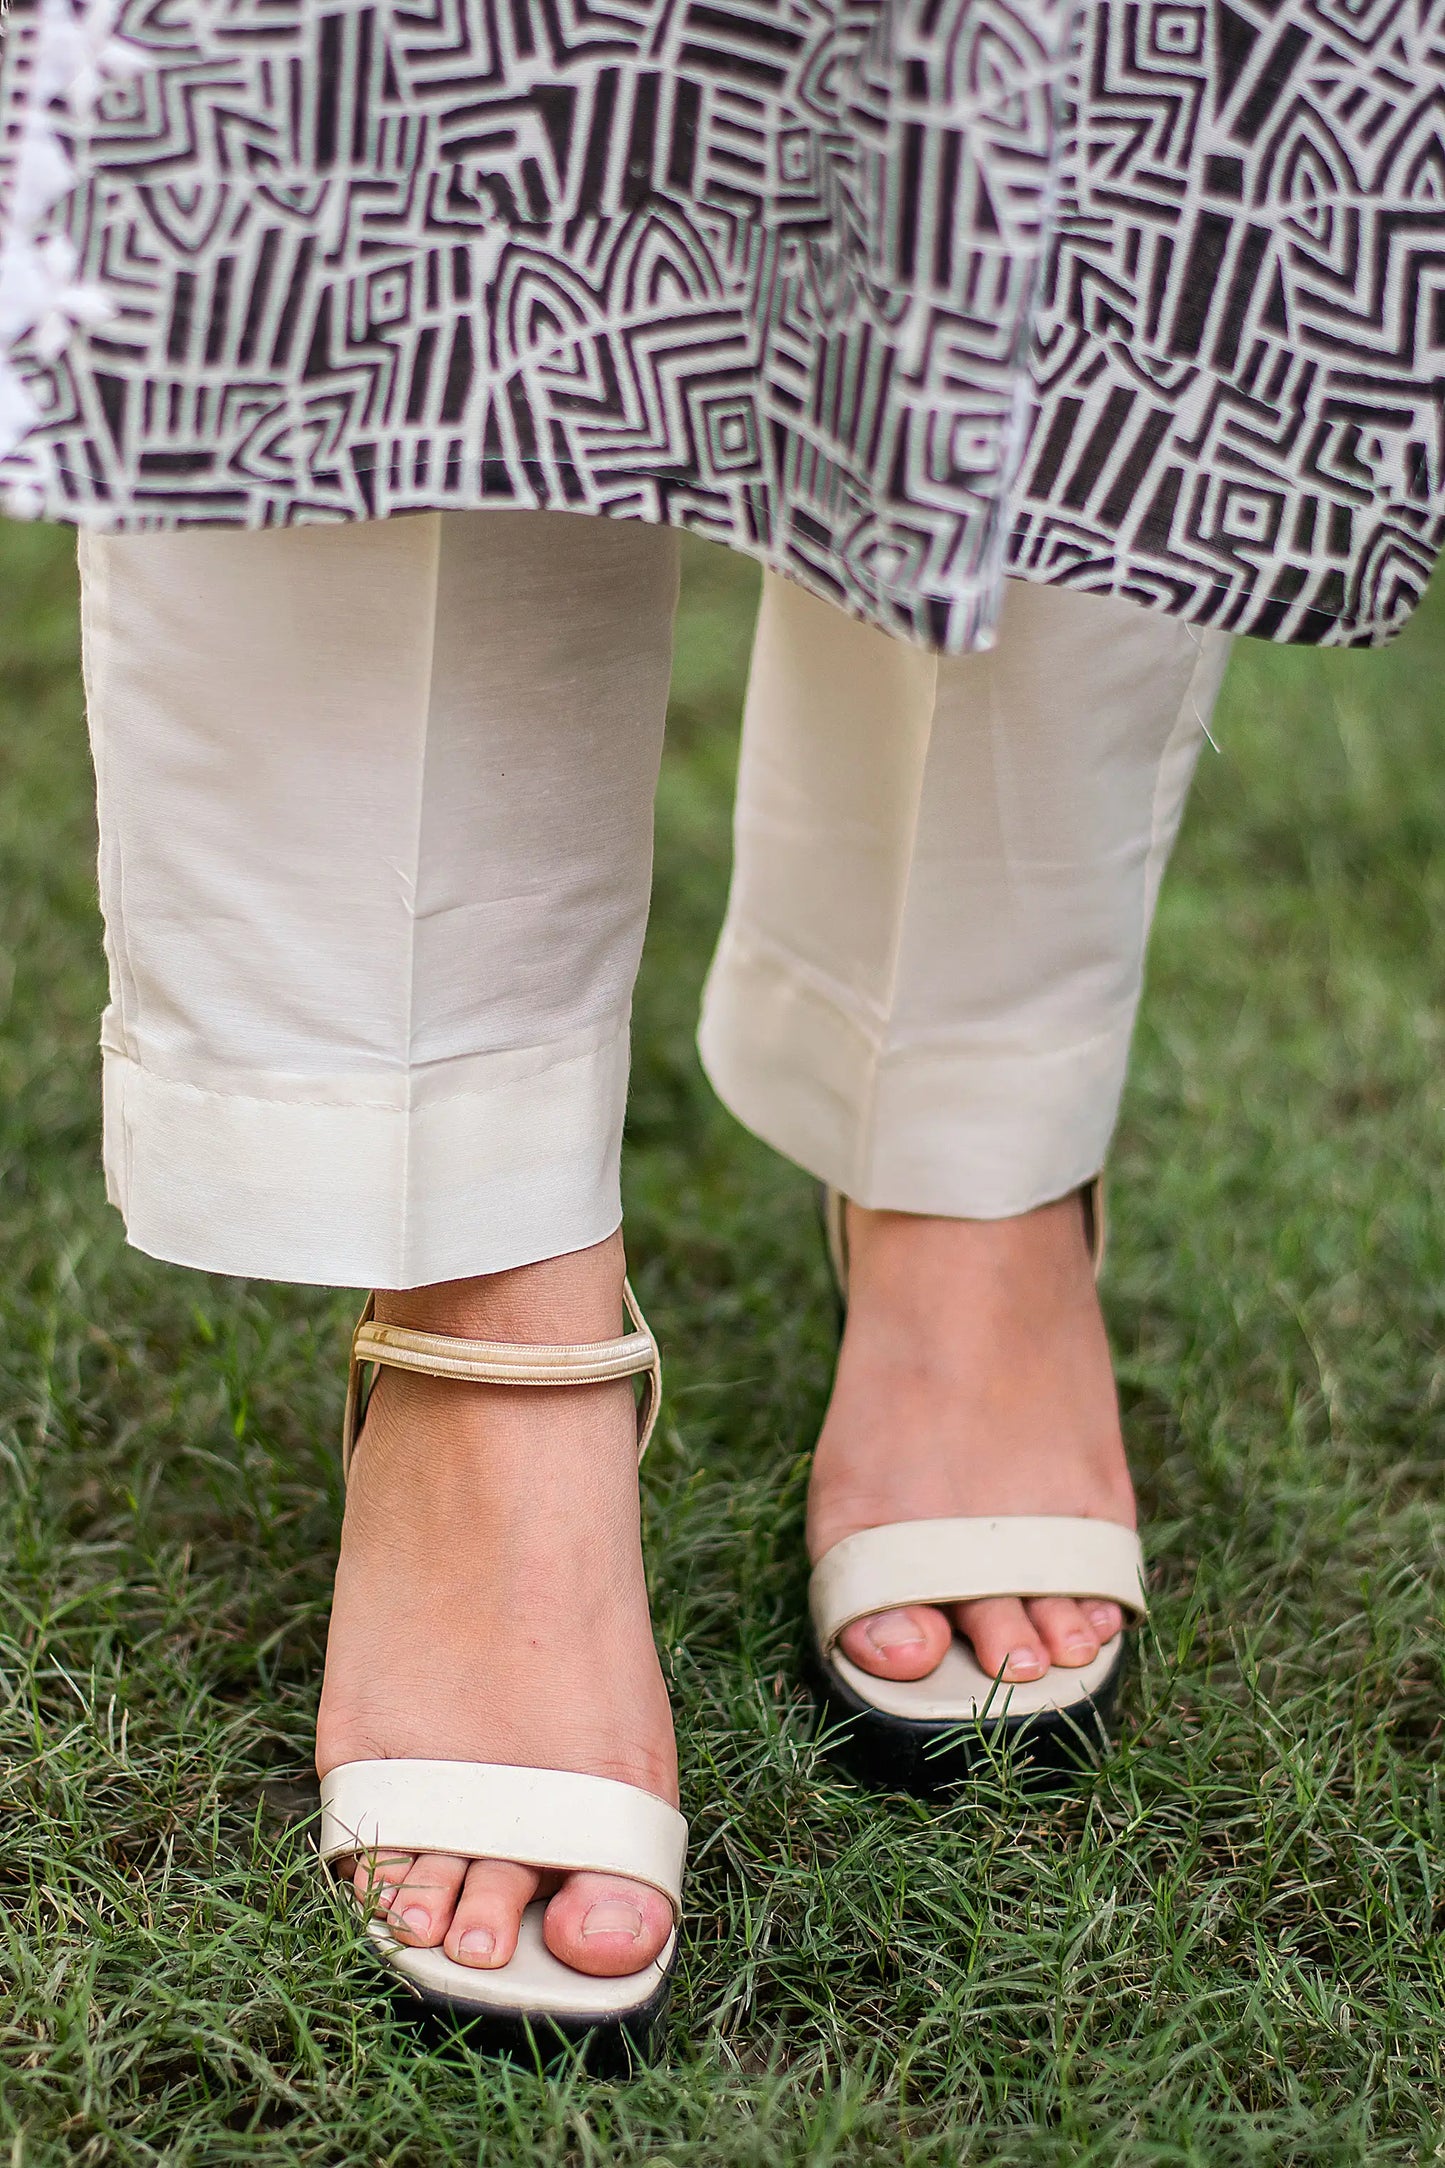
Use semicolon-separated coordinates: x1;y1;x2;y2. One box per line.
341;1279;663;1476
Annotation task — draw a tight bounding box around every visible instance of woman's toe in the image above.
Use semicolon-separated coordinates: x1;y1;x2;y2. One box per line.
838;1604;953;1680
380;1852;470;1948
354;1850;412;1914
542;1872;674;1978
1025;1596;1101;1668
955;1596;1049;1682
442;1857;542;1969
1084;1599;1123;1642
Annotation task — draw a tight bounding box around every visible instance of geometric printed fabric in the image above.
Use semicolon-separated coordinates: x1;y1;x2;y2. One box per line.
0;0;1442;652
1008;0;1445;645
0;0;1073;652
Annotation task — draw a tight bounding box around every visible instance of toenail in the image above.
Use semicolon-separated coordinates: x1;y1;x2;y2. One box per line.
1066;1636;1095;1657
1087;1606;1116;1632
1005;1647;1046;1678
581;1899;642;1940
458;1927;495;1957
399;1906;430;1933
866;1609;926;1653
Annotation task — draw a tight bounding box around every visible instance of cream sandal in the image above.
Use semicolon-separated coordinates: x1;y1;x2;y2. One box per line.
319;1284;687;2064
810;1180;1146;1792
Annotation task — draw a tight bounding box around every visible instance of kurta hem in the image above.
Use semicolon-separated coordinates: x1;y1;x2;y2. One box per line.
2;0;1442;651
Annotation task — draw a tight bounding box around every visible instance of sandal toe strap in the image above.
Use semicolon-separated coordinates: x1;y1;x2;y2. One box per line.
319;1760;687;1917
810;1515;1146;1658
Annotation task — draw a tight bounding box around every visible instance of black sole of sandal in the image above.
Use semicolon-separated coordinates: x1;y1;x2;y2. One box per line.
379;1943;678;2074
806;1633;1126;1796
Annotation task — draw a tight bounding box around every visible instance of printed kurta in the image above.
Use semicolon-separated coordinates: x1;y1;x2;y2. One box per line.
1011;0;1445;645
1;0;1442;651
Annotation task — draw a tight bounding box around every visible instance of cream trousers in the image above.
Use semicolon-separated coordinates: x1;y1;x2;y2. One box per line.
78;512;1232;1288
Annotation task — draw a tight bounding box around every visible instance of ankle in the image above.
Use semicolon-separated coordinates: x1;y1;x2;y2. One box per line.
358;1231;642;1491
374;1229;628;1345
843;1195;1095;1315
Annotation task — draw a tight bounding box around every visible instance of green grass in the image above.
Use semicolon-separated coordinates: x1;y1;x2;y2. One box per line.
1;521;1443;2165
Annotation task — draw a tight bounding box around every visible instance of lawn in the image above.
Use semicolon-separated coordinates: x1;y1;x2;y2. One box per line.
0;520;1442;2166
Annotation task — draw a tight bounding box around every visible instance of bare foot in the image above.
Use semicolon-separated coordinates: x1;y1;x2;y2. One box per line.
315;1231;677;1979
807;1192;1135;1687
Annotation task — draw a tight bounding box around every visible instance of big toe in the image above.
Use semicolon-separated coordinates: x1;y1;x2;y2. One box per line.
838;1604;953;1681
543;1872;674;1979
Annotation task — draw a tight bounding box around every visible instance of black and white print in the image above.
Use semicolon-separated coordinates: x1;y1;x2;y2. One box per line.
0;0;1442;650
0;0;1071;651
1010;0;1445;645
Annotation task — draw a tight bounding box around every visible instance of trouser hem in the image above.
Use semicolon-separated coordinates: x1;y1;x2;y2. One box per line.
101;1022;632;1287
698;923;1133;1219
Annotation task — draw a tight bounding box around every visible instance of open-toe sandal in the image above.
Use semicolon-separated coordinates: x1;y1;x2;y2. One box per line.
809;1180;1145;1794
319;1283;687;2066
